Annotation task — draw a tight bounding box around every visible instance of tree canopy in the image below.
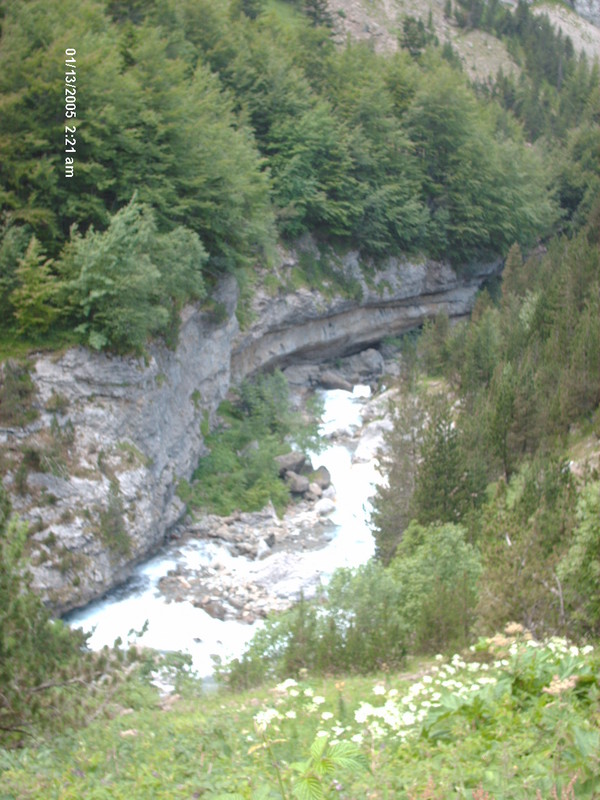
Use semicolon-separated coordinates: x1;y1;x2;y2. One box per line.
0;0;596;351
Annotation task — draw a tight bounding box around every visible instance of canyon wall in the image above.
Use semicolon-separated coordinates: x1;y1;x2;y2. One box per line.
0;247;498;613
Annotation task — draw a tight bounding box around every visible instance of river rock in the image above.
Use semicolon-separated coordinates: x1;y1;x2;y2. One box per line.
314;497;336;516
275;451;306;476
318;370;353;392
353;418;393;463
286;471;310;494
308;482;322;498
344;348;384;380
256;538;272;560
311;465;331;490
194;597;227;620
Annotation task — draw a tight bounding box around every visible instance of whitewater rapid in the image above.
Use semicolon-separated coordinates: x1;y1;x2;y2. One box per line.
67;386;379;677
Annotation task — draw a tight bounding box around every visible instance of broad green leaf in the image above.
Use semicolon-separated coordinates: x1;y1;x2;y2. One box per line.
309;736;329;762
292;775;323;800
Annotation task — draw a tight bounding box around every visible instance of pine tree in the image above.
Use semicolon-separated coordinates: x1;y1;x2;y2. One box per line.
10;236;61;336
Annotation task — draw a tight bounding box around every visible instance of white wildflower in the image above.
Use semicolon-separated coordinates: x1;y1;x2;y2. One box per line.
313;695;326;705
285;710;297;719
254;708;280;732
321;711;334;721
351;733;363;744
373;685;386;696
355;702;375;724
276;678;298;692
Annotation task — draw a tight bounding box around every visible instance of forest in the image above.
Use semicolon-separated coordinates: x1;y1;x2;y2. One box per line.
1;0;597;353
1;0;600;795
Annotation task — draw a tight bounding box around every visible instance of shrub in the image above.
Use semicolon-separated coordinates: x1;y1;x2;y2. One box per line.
0;359;38;426
0;482;98;745
185;372;321;517
220;562;409;690
558;482;600;636
391;521;482;653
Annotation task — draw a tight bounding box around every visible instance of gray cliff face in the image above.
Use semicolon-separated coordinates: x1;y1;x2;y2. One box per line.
3;278;238;613
1;250;497;614
232;246;499;379
572;0;600;27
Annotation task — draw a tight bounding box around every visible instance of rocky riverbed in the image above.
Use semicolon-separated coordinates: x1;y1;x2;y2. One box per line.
156;382;397;624
66;382;398;675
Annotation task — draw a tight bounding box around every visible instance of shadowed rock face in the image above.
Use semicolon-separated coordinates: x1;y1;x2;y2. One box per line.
231;251;499;380
573;0;600;28
1;247;499;614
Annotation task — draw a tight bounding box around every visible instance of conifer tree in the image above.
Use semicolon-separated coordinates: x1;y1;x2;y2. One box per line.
10;236;61;336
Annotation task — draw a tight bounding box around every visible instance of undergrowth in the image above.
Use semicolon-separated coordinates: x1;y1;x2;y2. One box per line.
179;371;322;517
1;628;598;799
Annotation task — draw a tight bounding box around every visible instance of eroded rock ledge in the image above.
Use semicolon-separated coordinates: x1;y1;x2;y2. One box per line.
0;244;498;614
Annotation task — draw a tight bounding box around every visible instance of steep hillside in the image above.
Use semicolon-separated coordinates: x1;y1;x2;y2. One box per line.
328;0;600;78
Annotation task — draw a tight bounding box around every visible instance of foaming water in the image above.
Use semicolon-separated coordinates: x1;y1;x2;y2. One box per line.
67;386;379;677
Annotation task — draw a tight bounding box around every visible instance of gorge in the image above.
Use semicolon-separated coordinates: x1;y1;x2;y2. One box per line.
0;243;499;616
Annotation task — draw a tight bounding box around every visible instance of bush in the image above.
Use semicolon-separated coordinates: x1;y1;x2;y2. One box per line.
558;482;600;637
0;359;39;427
220;562;409;690
184;371;321;517
0;482;100;745
66;198;206;353
390;521;482;653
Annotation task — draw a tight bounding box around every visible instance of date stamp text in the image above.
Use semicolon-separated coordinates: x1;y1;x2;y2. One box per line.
64;48;76;178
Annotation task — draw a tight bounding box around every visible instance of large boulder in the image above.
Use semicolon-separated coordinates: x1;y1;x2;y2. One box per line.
285;470;310;494
314;498;336;516
318;370;353;392
311;465;331;490
275;451;306;476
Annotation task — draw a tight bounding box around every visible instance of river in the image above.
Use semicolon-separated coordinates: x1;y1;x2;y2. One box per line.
67;386;380;678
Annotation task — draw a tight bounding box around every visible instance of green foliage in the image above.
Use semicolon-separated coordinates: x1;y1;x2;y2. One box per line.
0;359;38;426
183;372;321;517
98;481;131;557
400;16;436;59
9;236;62;336
1;633;599;797
413;393;485;524
370;391;423;564
222;521;481;690
65;198;206;353
474;455;578;636
220;563;409;690
0;482;98;745
3;0;586;355
0;224;31;327
391;522;482;653
372;389;485;562
558;482;600;636
374;202;599;640
406;63;555;262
